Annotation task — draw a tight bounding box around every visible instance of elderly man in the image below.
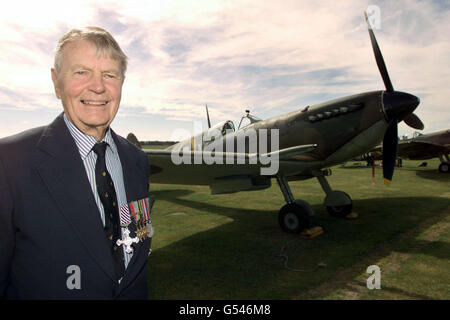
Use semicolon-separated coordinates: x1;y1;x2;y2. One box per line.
0;27;151;299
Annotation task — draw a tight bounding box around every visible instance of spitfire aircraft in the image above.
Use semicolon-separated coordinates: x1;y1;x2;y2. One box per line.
394;129;450;173
128;13;423;233
354;129;449;172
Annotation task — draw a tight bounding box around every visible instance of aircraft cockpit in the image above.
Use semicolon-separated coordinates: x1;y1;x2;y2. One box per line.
208;120;235;136
203;120;235;147
238;110;262;130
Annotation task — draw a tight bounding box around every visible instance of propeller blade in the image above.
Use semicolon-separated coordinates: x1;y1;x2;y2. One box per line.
382;118;398;186
403;113;424;130
364;11;394;92
205;104;211;129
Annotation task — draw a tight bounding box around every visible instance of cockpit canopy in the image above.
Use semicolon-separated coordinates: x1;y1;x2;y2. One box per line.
203;120;236;145
238;110;262;129
210;120;235;135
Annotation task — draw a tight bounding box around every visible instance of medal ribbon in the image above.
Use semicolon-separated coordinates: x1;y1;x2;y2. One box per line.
121;196;155;239
119;204;132;227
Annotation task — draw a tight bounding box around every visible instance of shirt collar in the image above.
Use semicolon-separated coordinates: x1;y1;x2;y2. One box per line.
63;113;117;160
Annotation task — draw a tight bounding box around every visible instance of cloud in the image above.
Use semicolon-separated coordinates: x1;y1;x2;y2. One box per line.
0;0;448;140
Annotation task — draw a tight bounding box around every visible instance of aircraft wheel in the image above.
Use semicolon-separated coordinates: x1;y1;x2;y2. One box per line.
438;162;449;173
278;201;312;233
324;191;353;218
326;203;353;218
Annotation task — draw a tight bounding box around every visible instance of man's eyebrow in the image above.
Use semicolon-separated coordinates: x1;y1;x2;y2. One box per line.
102;69;120;75
70;65;120;75
70;64;91;71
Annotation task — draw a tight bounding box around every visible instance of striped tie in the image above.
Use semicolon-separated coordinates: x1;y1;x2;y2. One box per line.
93;142;125;280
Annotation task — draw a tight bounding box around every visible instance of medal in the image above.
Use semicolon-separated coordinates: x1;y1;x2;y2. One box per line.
128;196;155;242
116;228;139;254
117;195;155;254
118;204;139;252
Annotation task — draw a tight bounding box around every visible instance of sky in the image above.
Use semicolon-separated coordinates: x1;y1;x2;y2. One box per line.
0;0;448;141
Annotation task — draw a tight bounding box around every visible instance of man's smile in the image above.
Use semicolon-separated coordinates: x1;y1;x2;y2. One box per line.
80;100;109;106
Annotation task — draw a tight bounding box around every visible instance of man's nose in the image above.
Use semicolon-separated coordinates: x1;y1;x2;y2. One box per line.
88;73;106;93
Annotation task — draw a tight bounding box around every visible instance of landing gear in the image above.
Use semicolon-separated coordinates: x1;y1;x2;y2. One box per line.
278;201;312;233
276;175;312;233
314;170;353;218
439;162;449;173
325;194;353;217
275;170;354;233
438;154;449;173
438;153;450;173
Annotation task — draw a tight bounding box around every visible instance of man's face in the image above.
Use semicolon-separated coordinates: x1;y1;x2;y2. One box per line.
51;39;124;139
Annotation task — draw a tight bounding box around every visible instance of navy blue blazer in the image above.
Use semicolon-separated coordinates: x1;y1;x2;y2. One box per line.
0;113;151;299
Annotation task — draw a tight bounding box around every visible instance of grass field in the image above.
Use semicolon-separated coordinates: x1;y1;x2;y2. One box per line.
146;158;450;300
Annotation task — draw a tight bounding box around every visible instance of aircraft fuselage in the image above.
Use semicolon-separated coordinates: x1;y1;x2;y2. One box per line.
149;90;391;184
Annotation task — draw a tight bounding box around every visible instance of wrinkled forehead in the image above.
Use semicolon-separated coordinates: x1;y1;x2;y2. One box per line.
60;40;121;69
58;40;125;78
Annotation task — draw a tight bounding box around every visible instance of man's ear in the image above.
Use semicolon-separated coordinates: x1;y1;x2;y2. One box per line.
51;68;61;99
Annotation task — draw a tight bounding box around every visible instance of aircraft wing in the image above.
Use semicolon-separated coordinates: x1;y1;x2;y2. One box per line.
263;144;317;161
396;140;449;160
359;139;448;161
143;144;316;160
143;144;317;193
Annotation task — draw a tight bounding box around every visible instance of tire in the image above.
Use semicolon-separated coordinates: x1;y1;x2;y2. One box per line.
438;162;449;173
324;190;353;218
278;201;312;233
326;203;353;218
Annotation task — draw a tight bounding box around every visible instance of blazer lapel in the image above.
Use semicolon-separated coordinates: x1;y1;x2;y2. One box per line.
35;114;117;282
112;132;150;292
113;132;145;203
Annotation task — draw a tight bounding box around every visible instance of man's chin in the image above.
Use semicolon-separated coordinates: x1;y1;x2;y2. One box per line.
75;119;112;138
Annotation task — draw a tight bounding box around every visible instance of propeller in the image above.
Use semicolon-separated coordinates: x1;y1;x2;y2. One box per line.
364;11;422;185
205;104;211;129
365;11;394;93
382;118;398;186
403;113;424;130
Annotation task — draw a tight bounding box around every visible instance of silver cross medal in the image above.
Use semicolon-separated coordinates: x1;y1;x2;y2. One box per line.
116;228;139;254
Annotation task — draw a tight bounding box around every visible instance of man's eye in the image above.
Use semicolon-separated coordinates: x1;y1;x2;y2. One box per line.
75;71;85;75
104;74;116;79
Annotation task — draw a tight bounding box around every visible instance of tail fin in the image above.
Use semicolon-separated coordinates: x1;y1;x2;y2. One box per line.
126;133;142;149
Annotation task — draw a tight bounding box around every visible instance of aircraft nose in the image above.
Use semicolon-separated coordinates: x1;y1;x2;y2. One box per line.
383;91;420;122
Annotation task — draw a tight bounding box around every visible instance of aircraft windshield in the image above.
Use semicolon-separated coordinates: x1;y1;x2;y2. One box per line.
202;120;235;147
221;121;235;135
238;110;262;129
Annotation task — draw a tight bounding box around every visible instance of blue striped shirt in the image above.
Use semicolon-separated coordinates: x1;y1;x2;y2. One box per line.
63;114;132;273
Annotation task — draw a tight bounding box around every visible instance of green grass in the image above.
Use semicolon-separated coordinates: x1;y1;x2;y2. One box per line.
146;159;450;299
